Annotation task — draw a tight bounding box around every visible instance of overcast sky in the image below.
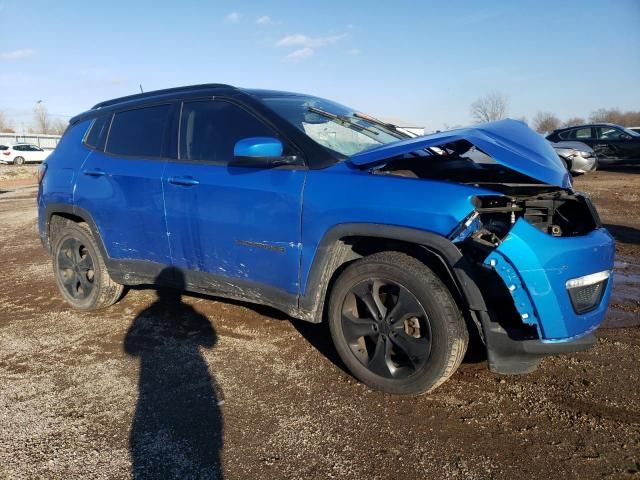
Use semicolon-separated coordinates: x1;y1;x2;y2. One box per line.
1;0;639;131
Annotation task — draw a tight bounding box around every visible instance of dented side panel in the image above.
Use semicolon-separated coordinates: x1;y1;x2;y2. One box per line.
299;162;498;295
485;219;615;339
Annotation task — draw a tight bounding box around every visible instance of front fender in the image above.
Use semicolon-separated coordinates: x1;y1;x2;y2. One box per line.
298;222;488;323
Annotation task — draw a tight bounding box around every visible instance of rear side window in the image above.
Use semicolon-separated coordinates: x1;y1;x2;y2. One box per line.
85;115;112;150
0;145;7;150
179;100;277;163
574;127;592;139
107;104;172;158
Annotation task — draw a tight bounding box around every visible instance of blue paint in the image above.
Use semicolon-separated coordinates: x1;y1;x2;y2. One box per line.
233;137;283;158
485;219;614;339
350;119;571;189
38;87;616;355
163;161;305;293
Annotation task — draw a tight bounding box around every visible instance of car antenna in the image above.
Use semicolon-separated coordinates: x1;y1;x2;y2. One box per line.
139;84;144;93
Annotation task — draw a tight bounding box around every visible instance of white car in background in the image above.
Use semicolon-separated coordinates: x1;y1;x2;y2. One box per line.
0;143;52;165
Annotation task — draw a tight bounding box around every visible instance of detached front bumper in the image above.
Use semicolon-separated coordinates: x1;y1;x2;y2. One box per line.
480;219;615;373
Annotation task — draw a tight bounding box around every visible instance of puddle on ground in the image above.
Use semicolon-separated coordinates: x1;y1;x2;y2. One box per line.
604;257;640;328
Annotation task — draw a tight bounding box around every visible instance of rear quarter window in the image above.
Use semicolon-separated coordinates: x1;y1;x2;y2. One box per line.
85;114;112;150
0;145;7;150
106;104;172;158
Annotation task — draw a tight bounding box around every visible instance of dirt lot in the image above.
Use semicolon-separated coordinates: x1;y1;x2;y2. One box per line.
0;165;638;479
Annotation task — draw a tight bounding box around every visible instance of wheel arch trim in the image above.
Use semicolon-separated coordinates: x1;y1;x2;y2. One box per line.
299;223;488;323
44;203;110;261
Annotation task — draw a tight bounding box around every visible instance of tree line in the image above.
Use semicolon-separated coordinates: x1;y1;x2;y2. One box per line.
1;94;638;136
470;92;640;134
0;104;67;135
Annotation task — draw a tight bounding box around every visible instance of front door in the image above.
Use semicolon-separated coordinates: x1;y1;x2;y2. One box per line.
595;126;640;162
163;99;306;298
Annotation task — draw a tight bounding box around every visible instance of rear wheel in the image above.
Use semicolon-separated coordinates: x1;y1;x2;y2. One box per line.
328;251;468;395
13;156;25;165
52;222;124;310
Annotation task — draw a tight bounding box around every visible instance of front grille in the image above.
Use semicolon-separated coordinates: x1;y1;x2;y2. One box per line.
567;279;608;314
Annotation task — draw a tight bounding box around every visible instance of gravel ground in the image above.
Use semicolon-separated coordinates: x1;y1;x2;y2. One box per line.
0;167;638;479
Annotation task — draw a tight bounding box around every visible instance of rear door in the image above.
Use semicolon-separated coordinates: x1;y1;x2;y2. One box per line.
13;145;28;162
74;104;175;265
163;98;306;296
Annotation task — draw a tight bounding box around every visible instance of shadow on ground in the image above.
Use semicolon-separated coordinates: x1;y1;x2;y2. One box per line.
600;165;640;174
124;267;224;479
605;224;640;245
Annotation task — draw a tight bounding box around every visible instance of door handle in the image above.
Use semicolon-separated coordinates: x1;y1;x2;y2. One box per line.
168;176;200;186
83;168;108;177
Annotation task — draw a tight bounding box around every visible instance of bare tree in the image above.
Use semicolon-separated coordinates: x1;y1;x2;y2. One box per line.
33;102;51;134
589;108;640;127
563;117;585;127
50;118;68;135
532;111;561;134
0;111;13;133
470;93;509;123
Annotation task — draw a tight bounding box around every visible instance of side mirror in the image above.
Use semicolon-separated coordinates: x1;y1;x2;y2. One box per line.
621;134;632;141
231;137;297;167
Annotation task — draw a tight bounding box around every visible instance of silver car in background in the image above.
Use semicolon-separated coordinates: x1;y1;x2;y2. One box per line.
550;141;597;175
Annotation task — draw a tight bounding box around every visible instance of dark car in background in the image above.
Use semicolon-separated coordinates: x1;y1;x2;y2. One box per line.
546;124;640;166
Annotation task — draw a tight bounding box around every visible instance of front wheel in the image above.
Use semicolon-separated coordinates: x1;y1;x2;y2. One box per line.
52;222;124;310
328;252;468;395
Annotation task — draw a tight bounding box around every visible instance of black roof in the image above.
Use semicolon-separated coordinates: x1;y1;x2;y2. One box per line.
552;122;623;133
91;83;236;109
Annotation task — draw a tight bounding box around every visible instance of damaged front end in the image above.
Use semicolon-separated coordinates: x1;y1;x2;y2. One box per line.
351;120;615;374
453;191;614;373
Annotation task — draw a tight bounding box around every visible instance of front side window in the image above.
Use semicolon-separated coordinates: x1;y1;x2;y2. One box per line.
597;127;625;140
85;114;112;150
258;95;405;157
107;104;172;157
179;100;278;163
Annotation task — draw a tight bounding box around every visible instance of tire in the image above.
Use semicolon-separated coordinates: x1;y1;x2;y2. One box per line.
328;251;468;395
51;221;124;310
13;156;25;166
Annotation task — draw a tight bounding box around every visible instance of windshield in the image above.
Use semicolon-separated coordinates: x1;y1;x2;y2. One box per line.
259;95;406;156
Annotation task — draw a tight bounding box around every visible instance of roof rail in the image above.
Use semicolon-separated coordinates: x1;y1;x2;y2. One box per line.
91;83;236;109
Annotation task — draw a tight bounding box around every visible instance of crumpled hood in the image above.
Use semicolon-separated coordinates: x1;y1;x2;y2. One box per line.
349;119;571;189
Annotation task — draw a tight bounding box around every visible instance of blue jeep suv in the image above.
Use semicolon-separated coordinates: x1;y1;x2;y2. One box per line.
38;84;615;394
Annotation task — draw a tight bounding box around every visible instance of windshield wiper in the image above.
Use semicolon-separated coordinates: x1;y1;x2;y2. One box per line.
353;112;408;138
308;106;380;136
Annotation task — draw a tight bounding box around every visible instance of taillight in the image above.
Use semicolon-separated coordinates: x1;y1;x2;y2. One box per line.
38;163;48;184
2;151;10;155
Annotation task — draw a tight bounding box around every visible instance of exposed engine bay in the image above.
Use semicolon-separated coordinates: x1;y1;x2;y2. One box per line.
372;139;601;256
